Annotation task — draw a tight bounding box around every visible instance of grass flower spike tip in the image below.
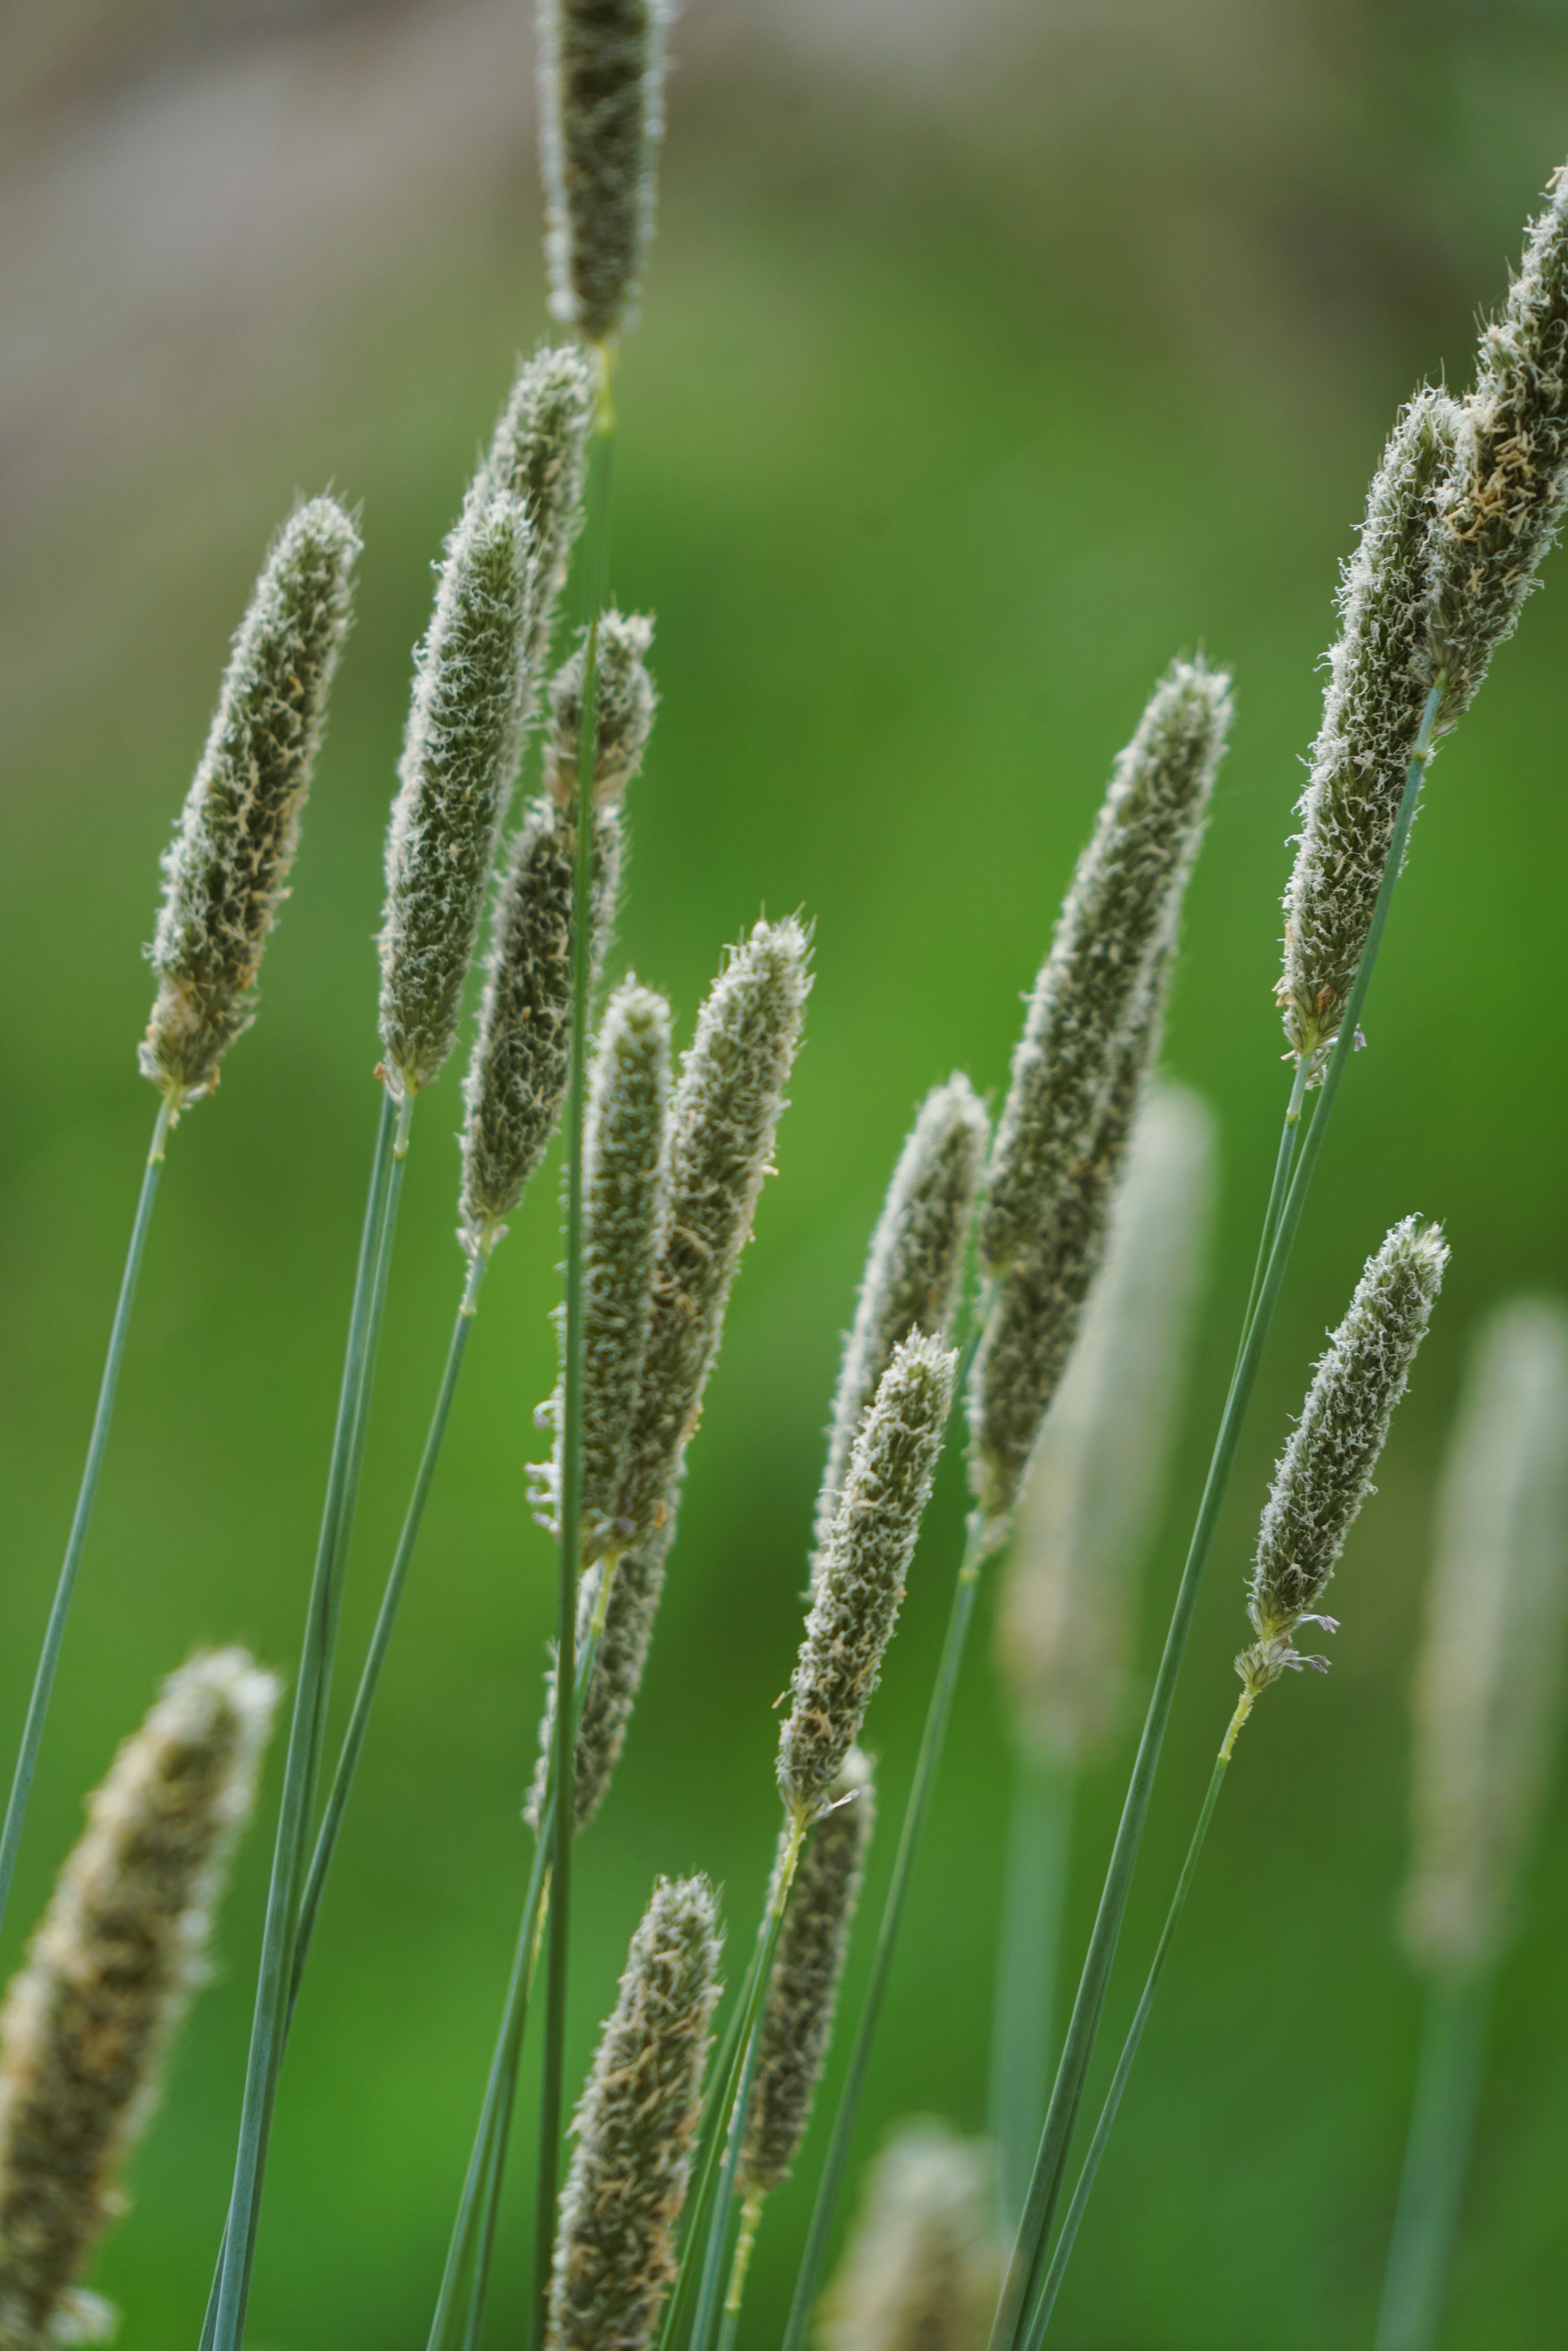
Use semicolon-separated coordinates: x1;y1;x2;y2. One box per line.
482;345;597;685
377;484;536;1099
545;1875;721;2351
539;0;671;348
778;1335;957;1824
815;1076;989;1561
1402;1297;1568;1974
979;657;1230;1280
995;1084;1216;1764
821;2123;1000;2351
459;614;655;1245
742;1748;875;2197
1278;390;1458;1069
0;1652;279;2351
544;611;658;807
1240;1216;1448;1696
140;498;359;1107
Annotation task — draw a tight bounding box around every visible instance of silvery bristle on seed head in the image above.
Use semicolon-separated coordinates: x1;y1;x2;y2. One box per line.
613;918;812;1551
1239;1216;1449;1695
377;486;536;1099
740;1748;875;2199
968;971;1165;1550
995;1085;1216;1766
546;1874;721;2351
543;612;658;810
458;616;654;1245
820;2122;1000;2351
139;498;359;1107
0;1652;279;2351
481;344;597;688
1402;1297;1568;1975
979;658;1230;1282
1432;164;1568;727
814;1076;989;1567
538;0;671;347
1277;390;1461;1070
531;981;673;1551
778;1335;957;1825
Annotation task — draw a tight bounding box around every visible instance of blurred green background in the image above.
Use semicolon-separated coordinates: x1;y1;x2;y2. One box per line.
4;2;1568;2344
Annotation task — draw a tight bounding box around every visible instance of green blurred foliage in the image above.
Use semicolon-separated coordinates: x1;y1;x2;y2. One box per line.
4;4;1568;2346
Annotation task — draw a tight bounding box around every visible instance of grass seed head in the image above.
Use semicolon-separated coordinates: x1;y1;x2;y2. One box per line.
544;611;658;808
0;1652;279;2351
815;1075;988;1565
820;2122;1000;2351
140;497;359;1106
1241;1215;1448;1695
979;656;1230;1279
1403;1297;1568;1973
526;1512;678;1835
538;0;671;346
378;486;536;1097
778;1335;956;1822
742;1749;875;2196
995;1085;1215;1763
482;344;597;688
546;1874;721;2351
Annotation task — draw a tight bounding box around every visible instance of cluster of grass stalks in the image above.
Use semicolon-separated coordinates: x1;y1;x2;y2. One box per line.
8;14;1568;2351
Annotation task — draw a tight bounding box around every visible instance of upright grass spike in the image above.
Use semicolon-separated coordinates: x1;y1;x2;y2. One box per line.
815;1075;989;1562
1378;1297;1568;2351
988;1085;1214;2227
778;1336;957;1824
1276;392;1458;1070
539;0;671;348
141;497;361;1108
1433;162;1568;724
544;1877;722;2351
0;1653;279;2351
481;345;597;685
1021;1221;1448;2347
979;658;1230;1281
460;611;656;1247
820;2124;1000;2351
0;499;356;1951
378;486;536;1099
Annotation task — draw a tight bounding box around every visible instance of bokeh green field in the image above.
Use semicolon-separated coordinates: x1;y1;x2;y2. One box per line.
5;8;1568;2345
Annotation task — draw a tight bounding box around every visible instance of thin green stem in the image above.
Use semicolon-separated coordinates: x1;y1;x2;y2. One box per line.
779;1514;992;2351
531;401;616;2351
0;1093;175;1940
207;1084;408;2351
1375;1965;1493;2351
989;1752;1076;2236
1024;1689;1252;2346
1238;1056;1311;1342
717;2185;765;2351
991;683;1443;2351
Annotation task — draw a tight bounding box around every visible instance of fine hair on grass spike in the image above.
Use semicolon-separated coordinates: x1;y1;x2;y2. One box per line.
545;1874;721;2351
140;497;360;1107
815;1075;989;1565
482;343;597;688
0;1652;279;2351
544;611;658;807
378;484;536;1099
778;1334;957;1824
538;0;671;347
820;2122;1000;2351
741;1748;875;2197
979;656;1230;1280
1240;1216;1448;1695
1402;1296;1568;1973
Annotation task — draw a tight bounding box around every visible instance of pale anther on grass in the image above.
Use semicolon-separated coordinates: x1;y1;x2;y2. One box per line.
820;2122;1000;2351
538;0;671;348
545;1874;721;2351
140;497;360;1109
0;1652;279;2351
778;1335;957;1824
1239;1215;1448;1695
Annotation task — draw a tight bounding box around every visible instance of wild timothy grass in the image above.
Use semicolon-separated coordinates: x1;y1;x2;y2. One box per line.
140;497;361;1108
545;1876;721;2351
539;0;671;347
820;2124;999;2351
778;1335;957;1823
0;1653;279;2351
481;345;597;682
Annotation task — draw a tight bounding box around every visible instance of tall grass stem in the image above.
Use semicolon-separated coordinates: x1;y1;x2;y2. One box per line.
1374;1967;1493;2351
531;404;616;2351
0;1096;175;1941
990;683;1442;2351
989;1755;1075;2235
